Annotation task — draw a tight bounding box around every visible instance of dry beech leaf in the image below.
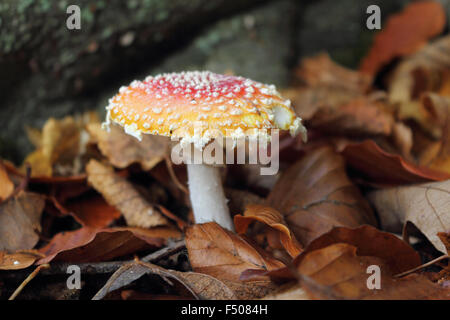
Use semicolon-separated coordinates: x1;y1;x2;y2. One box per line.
185;222;284;282
368;179;450;254
289;55;394;137
0;250;45;270
341;140;450;186
307;96;394;137
234;205;303;258
296;53;372;93
296;225;421;275
360;1;446;76
0;161;14;202
267;146;376;246
86;159;168;228
388;36;450;136
296;243;449;300
88;123;168;171
37;227;181;264
64;194;122;229
419;94;450;173
23;117;81;177
0;192;45;252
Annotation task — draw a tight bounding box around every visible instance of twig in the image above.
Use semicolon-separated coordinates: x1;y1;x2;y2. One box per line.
9;264;50;300
394;254;449;278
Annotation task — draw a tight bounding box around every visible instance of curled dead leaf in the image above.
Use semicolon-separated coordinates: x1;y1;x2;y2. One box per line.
0;250;45;270
234;205;303;258
341;140;450;186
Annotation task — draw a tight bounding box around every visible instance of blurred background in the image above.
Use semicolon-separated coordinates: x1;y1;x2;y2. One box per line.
1;0;449;162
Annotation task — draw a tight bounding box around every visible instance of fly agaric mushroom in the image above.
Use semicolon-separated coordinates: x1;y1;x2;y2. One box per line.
103;71;306;231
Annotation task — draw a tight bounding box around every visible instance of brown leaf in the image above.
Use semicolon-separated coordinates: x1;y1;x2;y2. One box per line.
0;250;45;270
341;140;450;186
368;179;450;254
185;222;284;282
360;1;446;76
296;53;372;93
65;194;122;229
88;123;168;171
260;283;310;300
0;161;14;202
296;243;449;300
297;225;421;275
225;188;266;215
86;159;168;228
0;192;45;251
37;226;181;264
234;205;303;258
267;146;377;246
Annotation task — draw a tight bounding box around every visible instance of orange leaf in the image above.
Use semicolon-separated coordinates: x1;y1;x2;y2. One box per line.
360;1;446;76
0;250;45;270
37;227;181;264
185;222;284;282
341;140;450;186
234;205;303;258
0;161;14;202
65;194;122;229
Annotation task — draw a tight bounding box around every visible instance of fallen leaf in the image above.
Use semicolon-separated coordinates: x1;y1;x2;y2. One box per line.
225;188;266;215
234;205;303;258
341;140;450;186
88;123;168;171
0;192;45;251
267;146;377;246
185;222;284;282
296;225;421;274
0;250;45;270
65;194;122;228
260;283;310;300
296;53;372;93
86;159;168;228
418;94;450;174
37;226;181;264
296;243;449;300
368;179;450;254
0;161;14;202
360;1;446;76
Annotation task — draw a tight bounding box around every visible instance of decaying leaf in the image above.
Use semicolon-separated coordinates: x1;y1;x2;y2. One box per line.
88;123;168;171
360;1;446;76
0;250;45;270
0;161;14;202
185;222;284;282
86;159;168;228
0;192;45;252
38;227;181;264
368;179;450;254
296;243;449;300
341;140;450;186
234;205;303;258
268;147;377;246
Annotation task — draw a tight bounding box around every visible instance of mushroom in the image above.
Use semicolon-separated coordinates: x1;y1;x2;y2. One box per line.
103;71;306;231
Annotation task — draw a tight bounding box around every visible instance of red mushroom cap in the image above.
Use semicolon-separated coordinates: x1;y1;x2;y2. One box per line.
104;71;306;148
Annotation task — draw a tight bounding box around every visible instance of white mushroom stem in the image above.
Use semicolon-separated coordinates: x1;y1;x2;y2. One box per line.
187;163;234;231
